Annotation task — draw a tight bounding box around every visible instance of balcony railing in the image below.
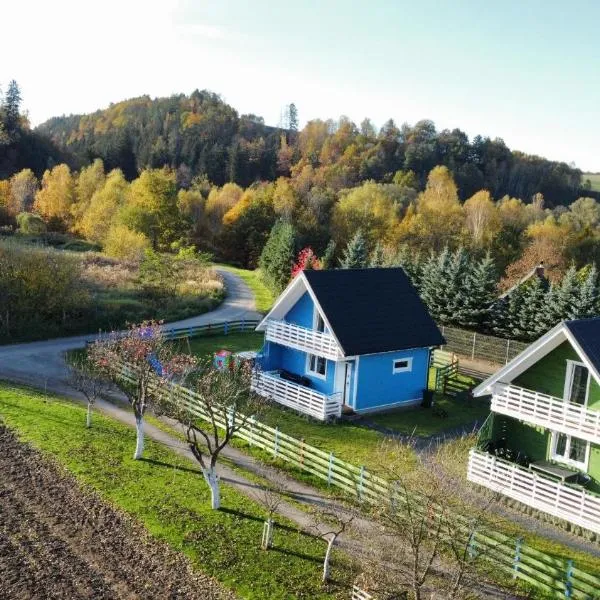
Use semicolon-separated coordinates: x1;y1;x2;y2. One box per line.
265;319;342;361
491;382;600;445
467;449;600;535
252;370;342;421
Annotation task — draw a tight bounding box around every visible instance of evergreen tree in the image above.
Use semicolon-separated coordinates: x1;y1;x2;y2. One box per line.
320;239;336;270
339;229;368;269
394;245;422;288
370;241;385;267
259;221;296;293
420;248;452;321
4;80;21;133
517;278;548;340
440;248;470;325
546;264;579;325
457;253;498;329
572;264;599;319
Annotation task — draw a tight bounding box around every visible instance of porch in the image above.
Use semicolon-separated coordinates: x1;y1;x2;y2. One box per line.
251;370;342;421
467;448;600;535
264;319;342;361
490;382;600;445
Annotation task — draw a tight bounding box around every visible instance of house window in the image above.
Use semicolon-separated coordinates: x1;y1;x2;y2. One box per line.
314;311;325;333
551;432;589;469
393;357;413;374
564;361;590;406
307;353;327;379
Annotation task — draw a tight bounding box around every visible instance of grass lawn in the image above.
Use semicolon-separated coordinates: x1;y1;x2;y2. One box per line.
367;394;490;437
583;173;600;192
216;264;274;313
182;331;265;358
0;383;353;599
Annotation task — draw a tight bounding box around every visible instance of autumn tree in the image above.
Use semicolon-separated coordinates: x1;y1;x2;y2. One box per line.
89;321;196;460
204;182;244;239
463;189;500;247
123;168;182;250
33;164;76;229
67;356;112;428
9;169;38;214
72;159;106;227
402;166;465;251
79;168;128;243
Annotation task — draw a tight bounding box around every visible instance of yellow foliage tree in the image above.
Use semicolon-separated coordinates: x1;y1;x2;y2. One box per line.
103;224;150;262
9;169;38;214
272;177;297;220
222;188;255;226
463;190;500;247
33;164;75;227
78;169;128;244
400;166;464;250
332;181;398;248
204;183;243;235
72;159;106;228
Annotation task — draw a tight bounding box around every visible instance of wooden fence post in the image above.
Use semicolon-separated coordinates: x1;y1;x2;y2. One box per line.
565;559;573;598
467;530;477;559
471;332;477;360
273;427;279;458
249;416;254;447
300;438;305;466
358;465;365;500
224;322;229;335
327;452;334;486
505;339;511;364
512;537;523;580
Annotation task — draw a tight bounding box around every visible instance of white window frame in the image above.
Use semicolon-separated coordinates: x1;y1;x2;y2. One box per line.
549;431;590;470
392;357;413;374
313;308;326;333
563;360;591;407
306;353;327;380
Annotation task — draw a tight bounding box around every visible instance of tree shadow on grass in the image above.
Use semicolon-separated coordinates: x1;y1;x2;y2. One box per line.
138;457;203;476
269;545;322;564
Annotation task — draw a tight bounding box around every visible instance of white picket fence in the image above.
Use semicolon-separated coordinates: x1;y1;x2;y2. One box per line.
116;363;600;599
351;585;374;600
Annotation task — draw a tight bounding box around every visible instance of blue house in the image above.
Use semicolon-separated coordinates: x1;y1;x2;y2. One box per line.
253;268;445;420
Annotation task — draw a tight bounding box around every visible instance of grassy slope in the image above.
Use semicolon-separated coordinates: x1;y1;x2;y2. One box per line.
0;383;352;599
216;264;274;313
583;173;600;192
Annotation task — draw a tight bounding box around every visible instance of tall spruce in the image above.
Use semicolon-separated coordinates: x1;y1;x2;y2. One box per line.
517;277;549;340
394;245;422;288
420;248;452;321
457;253;498;329
339;229;368;269
370;241;385;267
259;221;296;293
572;264;599;319
441;248;470;325
320;239;336;270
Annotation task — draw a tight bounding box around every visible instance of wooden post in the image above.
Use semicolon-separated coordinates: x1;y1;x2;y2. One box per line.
471;331;477;360
565;559;573;598
358;465;365;501
273;427;279;458
327;452;334;486
512;537;523;580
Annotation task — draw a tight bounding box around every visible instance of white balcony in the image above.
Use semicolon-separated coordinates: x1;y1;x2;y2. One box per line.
467;449;600;535
491;382;600;445
264;319;342;361
252;370;342;421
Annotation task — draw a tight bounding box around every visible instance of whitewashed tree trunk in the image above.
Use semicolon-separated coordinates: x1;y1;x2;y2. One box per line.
323;536;335;582
134;416;144;460
86;403;92;428
262;518;274;549
202;466;221;509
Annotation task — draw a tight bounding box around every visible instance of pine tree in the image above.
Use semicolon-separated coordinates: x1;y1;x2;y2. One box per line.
394;245;422;288
572;264;599;319
339;229;368;269
259;221;296;293
370;241;385;267
517;278;548;340
441;248;470;325
458;253;498;329
4;80;21;133
320;240;336;270
420;248;452;321
545;264;579;325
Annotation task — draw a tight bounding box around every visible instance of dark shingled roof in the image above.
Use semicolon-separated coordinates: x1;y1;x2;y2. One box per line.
302;268;445;356
565;318;600;375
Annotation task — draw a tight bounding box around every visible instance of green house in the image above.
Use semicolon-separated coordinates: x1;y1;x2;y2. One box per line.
468;318;600;536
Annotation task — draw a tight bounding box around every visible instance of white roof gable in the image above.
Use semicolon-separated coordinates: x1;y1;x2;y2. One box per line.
255;272;346;357
473;321;600;397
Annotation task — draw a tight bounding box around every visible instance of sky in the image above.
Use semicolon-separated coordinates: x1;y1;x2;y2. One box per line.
2;0;599;171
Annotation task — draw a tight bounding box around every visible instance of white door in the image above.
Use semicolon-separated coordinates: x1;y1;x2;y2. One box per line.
343;363;353;407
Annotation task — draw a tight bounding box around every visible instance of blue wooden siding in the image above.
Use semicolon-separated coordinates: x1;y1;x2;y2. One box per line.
259;341;336;395
284;292;315;328
354;347;429;411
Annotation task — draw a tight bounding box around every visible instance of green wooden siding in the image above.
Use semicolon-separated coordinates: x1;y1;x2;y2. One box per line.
514;340;600;410
495;340;600;492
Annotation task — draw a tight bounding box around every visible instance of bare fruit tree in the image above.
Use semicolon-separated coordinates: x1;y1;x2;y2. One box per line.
67;355;113;428
89;321;196;460
310;506;356;583
158;358;266;510
362;440;503;600
257;472;288;550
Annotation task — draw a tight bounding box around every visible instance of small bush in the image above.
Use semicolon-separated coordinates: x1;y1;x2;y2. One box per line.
103;225;150;262
16;212;46;234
